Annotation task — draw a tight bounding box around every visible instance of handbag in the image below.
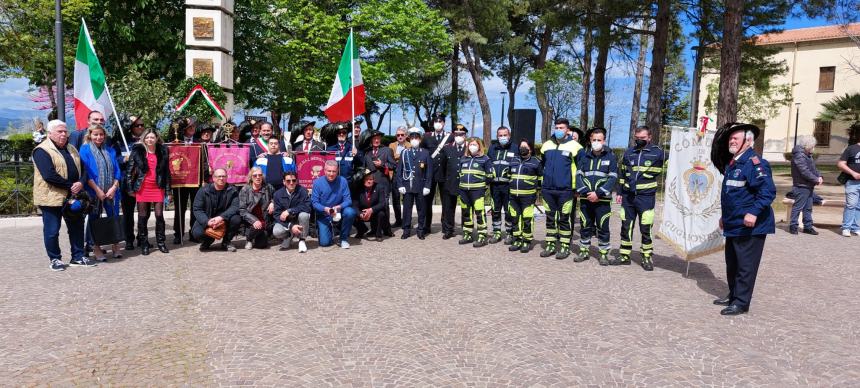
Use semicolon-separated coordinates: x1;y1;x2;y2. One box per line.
837;172;850;185
90;203;124;246
205;223;226;240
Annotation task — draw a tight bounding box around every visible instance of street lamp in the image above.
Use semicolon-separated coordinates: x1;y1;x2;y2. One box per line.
500;91;507;128
55;0;65;121
793;102;801;148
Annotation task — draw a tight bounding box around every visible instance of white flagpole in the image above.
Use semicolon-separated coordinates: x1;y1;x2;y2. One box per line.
82;19;129;154
350;28;356;148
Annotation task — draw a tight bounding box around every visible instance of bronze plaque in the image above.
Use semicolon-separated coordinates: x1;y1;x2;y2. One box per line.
193;58;214;77
193;17;215;39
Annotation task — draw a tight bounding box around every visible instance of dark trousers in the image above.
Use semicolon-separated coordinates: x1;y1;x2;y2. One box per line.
619;193;656;257
391;184;402;224
490;183;512;235
40;206;85;262
243;221;270;248
509;195;536;242
579;199;612;254
355;208;387;237
121;193;136;244
543;189;574;246
725;235;767;308
459;188;487;238
423;180;445;232
192;214;242;245
376;178;392;235
789;186;814;230
172;187;198;238
401;192;427;235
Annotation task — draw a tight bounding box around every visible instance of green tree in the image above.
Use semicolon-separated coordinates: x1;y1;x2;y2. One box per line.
111;68;170;130
528;60;582;123
818;93;860;142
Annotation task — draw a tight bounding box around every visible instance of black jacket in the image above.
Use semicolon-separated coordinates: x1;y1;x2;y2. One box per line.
790;145;821;188
440;143;466;195
192;183;240;226
360;146;396;184
272;185;312;227
126;142;171;193
421;131;452;181
353;184;387;214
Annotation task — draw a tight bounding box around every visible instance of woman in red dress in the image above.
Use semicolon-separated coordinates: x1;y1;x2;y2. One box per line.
126;130;171;255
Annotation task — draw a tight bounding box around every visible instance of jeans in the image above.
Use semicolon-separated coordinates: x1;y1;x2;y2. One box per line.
40;206;85;262
316;207;357;247
843;179;860;232
789;186;814;230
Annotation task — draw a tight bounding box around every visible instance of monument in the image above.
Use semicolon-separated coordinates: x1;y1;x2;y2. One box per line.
184;0;234;119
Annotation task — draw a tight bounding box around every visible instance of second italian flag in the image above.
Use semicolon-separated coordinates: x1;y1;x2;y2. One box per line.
323;31;365;122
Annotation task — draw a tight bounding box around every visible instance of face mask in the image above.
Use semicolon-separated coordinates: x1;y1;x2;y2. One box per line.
553;130;566;139
434;122;444;131
634;139;647;148
519;147;530;157
498;136;509;146
468;145;479;154
591;141;603;152
410;139;420;148
454;136;465;145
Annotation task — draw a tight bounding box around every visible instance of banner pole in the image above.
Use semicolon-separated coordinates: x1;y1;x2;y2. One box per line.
350;28;356;149
82;20;129;153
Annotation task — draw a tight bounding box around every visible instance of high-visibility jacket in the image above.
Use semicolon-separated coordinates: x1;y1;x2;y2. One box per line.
507;156;543;196
618;143;665;195
575;147;618;199
458;155;494;190
540;137;582;191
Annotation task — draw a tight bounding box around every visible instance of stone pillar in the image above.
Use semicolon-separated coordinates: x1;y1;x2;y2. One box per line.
185;0;234;121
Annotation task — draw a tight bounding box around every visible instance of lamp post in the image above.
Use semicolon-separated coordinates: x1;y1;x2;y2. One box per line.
54;0;65;121
793;102;801;148
500;91;507;129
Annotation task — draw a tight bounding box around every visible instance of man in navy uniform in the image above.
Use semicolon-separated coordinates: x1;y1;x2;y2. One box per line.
396;127;433;239
421;113;453;233
711;122;776;316
610;125;665;270
487;126;515;244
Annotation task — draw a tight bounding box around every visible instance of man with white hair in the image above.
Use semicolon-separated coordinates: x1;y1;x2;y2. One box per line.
33;120;94;271
789;135;822;235
311;160;356;248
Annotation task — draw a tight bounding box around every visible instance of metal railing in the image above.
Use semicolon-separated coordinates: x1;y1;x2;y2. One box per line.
0;162;36;217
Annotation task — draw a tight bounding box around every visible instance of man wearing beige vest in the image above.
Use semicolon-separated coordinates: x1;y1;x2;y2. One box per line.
33;120;94;271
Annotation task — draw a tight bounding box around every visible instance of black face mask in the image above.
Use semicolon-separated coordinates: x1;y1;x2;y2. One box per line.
519;147;530;157
634;139;647;148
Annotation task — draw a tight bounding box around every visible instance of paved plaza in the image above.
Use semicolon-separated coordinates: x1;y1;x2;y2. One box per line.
1;207;858;386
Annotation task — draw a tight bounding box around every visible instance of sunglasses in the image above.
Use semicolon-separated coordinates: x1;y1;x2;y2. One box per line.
214;175;227;179
252;174;263;177
284;178;297;183
396;134;406;137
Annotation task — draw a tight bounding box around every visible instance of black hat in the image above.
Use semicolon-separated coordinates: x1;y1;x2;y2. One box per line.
453;124;468;134
358;129;383;151
199;125;215;133
173;117;195;134
289;120;317;143
359;167;375;180
711;122;761;175
432;113;446;122
570;126;585;144
320;121;352;145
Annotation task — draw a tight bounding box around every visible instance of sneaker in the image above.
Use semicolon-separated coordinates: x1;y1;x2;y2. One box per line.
340;239;350;249
199;241;212;251
245;241;254;250
69;257;97;267
50;259;65;271
788;228;798;235
298;240;308;253
94;255;108;263
842;229;852;237
853;230;860;237
223;243;237;252
801;228;818;235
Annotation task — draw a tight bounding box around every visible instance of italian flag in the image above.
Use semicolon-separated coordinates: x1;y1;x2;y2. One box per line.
323;31;365;122
73;22;113;130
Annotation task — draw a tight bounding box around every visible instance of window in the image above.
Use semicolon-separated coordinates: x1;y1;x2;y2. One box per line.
813;120;831;147
818;67;835;91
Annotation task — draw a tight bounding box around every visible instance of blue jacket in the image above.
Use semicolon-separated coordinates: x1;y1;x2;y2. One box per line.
721;148;776;237
395;147;433;193
486;140;515;184
326;141;356;182
575;147;618;199
79;142;122;213
540;137;583;191
273;185;311;227
311;175;352;215
618;143;665;195
458;155;494;191
507;156;542;197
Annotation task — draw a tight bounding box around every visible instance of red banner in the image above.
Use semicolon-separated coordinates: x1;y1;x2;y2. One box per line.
167;144;202;188
207;144;250;185
295;152;334;188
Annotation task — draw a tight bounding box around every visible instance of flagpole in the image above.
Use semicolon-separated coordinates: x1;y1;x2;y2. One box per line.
350;28;356;148
82;19;129;153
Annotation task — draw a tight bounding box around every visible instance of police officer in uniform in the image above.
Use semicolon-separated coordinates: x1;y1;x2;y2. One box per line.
421;113;453;233
437;125;468;239
396;127;433;239
610;125;665;271
710;123;776;316
575;127;617;265
539;118;583;259
487;126;515;244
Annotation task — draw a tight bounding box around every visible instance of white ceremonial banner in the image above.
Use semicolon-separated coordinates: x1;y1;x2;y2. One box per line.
657;126;724;260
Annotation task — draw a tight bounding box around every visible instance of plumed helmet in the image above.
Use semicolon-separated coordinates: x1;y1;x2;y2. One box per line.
711;122;761;175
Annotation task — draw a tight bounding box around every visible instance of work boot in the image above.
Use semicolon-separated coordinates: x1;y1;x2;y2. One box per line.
489;231;502;244
539;242;556;258
519;240;532;253
608;254;631;266
508;239;522;252
458;233;474;245
503;234;513;245
473;235;488;248
598;252;610;266
574;247;590;262
555;243;571;260
641;255;654;271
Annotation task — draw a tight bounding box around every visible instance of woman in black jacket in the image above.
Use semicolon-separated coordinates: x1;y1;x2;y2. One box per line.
126;129;171;255
353;169;388;241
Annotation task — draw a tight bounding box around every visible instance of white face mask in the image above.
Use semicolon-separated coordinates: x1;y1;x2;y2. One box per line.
454;136;465;145
410;139;420;148
468;145;479;154
433;122;444;131
591;141;603;152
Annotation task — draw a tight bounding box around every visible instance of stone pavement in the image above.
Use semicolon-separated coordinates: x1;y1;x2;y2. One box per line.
1;209;858;386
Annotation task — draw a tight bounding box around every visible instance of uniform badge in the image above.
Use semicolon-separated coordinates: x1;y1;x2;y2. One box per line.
420;162;425;169
644;160;652;167
733;169;740;178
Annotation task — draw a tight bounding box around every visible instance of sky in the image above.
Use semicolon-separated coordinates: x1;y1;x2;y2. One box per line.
0;13;834;147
